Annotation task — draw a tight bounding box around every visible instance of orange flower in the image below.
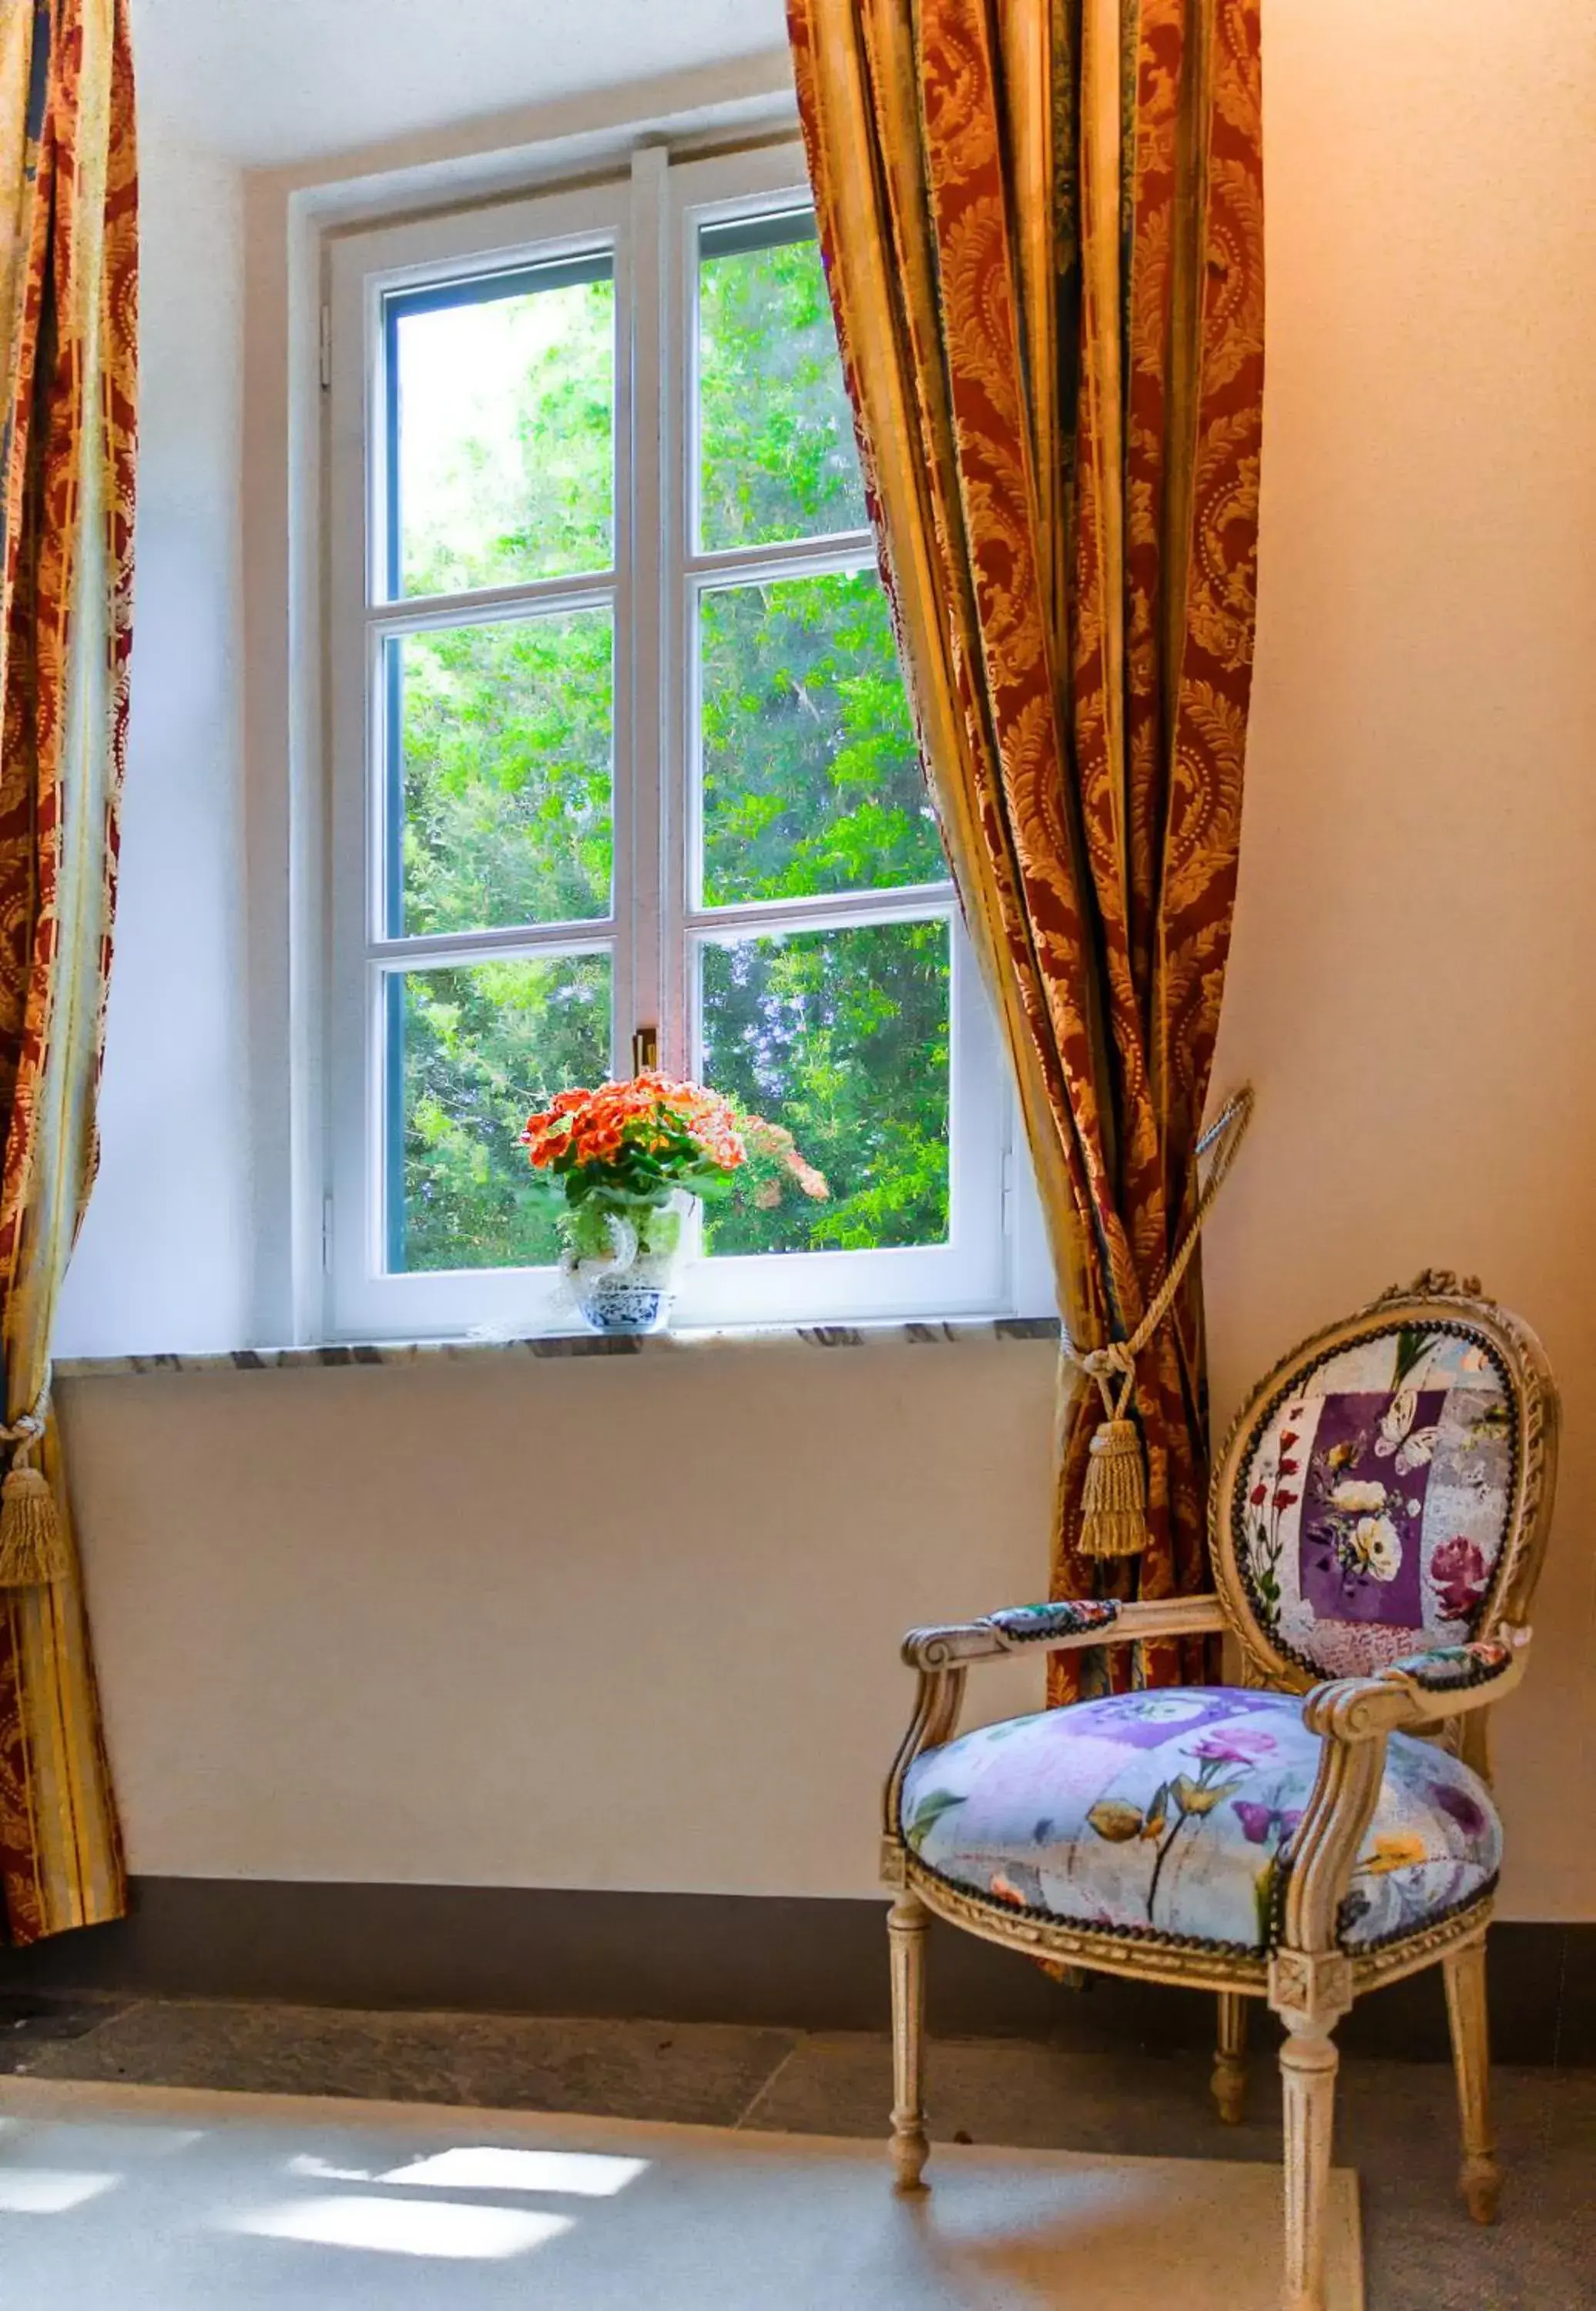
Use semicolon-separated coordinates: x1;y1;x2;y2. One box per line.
1360;1833;1427;1877
786;1154;830;1200
519;1071;820;1196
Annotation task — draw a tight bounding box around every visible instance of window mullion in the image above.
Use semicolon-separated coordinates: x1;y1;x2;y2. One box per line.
625;145;669;1078
659;153;699;1082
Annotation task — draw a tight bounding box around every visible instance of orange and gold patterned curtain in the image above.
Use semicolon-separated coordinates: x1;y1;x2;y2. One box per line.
788;0;1263;1689
0;0;135;1940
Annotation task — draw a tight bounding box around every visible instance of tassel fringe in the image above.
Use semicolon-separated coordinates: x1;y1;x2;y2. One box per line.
0;1461;69;1588
1061;1089;1254;1567
1078;1417;1148;1559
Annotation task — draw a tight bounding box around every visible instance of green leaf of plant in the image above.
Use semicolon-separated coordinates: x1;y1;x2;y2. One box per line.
1393;1327;1441;1389
904;1787;966;1853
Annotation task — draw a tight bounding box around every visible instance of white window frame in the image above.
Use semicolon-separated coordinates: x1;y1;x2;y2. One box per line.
324;140;1031;1343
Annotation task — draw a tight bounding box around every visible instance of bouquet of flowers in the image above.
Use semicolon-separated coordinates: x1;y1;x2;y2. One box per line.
520;1070;826;1271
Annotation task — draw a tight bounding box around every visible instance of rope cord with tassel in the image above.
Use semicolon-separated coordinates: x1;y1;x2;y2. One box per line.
0;1380;68;1588
1065;1085;1254;1561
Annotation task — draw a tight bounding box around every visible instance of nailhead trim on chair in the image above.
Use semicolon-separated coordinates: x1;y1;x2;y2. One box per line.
1334;1870;1500;1954
984;1599;1122;1644
1229;1320;1521;1684
904;1846;1265;1961
1384;1641;1514;1693
906;1826;1500;1965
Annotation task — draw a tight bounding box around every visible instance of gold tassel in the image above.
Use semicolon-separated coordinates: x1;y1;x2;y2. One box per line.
0;1455;69;1588
1078;1417;1149;1559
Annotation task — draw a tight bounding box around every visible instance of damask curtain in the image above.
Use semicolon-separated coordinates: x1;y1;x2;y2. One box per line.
0;0;136;1940
787;0;1264;1689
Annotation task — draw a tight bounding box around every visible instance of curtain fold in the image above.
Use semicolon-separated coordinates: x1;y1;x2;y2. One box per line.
0;0;135;1940
788;0;1263;1689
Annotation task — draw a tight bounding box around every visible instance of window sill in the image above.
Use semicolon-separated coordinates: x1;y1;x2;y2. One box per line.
55;1313;1062;1382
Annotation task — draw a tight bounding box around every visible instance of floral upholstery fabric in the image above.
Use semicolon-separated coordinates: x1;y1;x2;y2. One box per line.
900;1687;1500;1954
1236;1326;1514;1678
985;1601;1121;1645
1386;1641;1514;1694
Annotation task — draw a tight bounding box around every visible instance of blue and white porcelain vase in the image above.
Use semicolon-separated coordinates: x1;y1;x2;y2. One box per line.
560;1190;697;1336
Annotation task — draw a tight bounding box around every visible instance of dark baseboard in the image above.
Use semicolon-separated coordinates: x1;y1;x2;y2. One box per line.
1;1880;1588;2063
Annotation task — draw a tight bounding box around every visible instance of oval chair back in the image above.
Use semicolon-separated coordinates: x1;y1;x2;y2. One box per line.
1210;1273;1558;1745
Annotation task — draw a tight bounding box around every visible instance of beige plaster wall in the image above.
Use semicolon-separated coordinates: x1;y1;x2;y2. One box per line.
56;2;1596;1916
1205;0;1596;1917
58;1347;1054;1897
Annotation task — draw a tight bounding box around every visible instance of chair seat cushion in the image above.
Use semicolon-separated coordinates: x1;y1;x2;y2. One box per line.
900;1686;1500;1954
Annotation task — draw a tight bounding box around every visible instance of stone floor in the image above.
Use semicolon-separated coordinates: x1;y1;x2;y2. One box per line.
2;1994;1591;2309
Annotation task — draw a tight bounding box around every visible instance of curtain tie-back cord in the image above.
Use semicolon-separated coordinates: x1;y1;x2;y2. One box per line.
0;1378;67;1587
1065;1085;1254;1560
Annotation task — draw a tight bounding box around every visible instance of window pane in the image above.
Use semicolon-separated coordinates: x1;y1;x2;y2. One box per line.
387;953;611;1274
697;214;867;552
388;259;613;598
698;570;940;907
699;921;949;1256
387;610;612;938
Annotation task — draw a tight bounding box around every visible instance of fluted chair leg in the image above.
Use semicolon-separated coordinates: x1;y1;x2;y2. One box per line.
886;1890;930;2192
1443;1939;1500;2223
1279;2023;1340;2311
1212;1991;1250;2124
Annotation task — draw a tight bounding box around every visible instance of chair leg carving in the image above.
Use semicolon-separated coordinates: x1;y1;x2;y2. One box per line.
1279;2024;1340;2311
1212;1991;1249;2125
1443;1939;1500;2224
887;1890;930;2194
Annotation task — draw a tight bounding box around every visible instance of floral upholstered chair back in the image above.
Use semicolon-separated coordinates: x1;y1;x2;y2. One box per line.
1212;1274;1556;1696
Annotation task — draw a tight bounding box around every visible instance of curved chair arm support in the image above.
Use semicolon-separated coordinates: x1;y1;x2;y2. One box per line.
1278;1705;1390;1966
1274;1628;1530;1980
900;1592;1228;1670
882;1663;967;1870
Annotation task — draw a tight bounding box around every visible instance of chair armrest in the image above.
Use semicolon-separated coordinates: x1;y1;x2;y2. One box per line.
1304;1629;1530;1743
900;1593;1229;1669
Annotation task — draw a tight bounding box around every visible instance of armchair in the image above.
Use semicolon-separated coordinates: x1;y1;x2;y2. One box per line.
880;1276;1557;2311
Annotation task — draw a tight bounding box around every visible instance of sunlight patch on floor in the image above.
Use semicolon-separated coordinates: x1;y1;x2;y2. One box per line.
381;2145;649;2196
0;2170;120;2214
232;2192;575;2260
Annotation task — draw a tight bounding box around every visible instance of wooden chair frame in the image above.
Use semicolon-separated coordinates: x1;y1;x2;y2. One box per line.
880;1274;1558;2311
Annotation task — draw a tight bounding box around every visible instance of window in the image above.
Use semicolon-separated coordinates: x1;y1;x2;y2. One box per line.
324;144;1019;1339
